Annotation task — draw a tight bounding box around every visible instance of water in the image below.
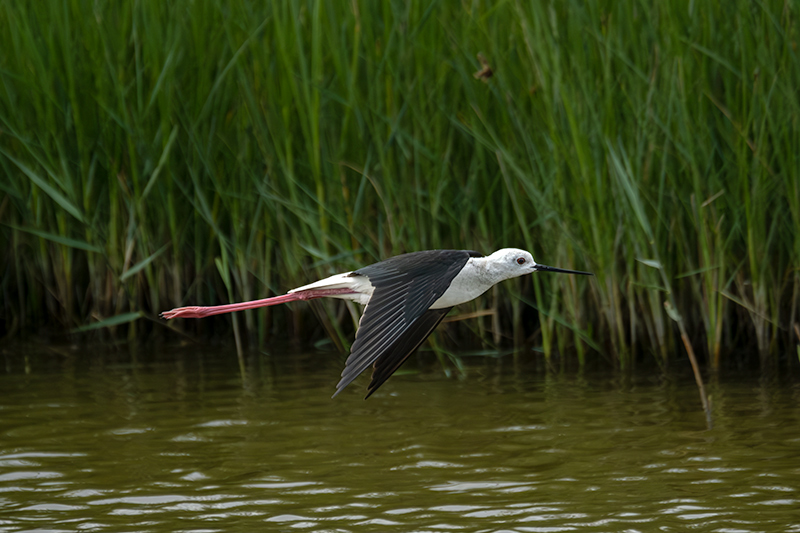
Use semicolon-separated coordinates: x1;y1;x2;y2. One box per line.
1;345;799;532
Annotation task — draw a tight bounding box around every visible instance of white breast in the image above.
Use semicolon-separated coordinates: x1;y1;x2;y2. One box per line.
430;259;494;308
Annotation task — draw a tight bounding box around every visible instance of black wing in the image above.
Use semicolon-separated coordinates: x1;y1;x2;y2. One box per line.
333;250;481;397
364;306;453;399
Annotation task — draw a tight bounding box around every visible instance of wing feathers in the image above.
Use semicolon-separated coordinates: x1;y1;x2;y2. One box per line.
364;307;453;399
333;250;477;397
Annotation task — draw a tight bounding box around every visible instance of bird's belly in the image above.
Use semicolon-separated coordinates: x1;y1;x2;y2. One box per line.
289;272;374;305
430;267;492;308
430;285;490;308
331;291;372;305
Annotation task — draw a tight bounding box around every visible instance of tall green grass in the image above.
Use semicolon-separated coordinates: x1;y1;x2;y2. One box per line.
1;1;798;371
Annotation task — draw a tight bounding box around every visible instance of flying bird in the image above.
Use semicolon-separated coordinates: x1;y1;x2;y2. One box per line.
160;248;592;398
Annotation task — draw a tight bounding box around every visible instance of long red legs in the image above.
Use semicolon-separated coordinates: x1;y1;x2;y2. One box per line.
159;288;358;320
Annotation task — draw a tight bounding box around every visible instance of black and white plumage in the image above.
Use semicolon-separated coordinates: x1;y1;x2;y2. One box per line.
329;250;478;397
160;248;592;398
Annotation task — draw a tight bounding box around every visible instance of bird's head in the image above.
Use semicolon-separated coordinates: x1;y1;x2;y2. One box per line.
486;248;593;281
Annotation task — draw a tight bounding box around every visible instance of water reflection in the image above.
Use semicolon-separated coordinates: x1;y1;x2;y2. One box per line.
1;344;799;532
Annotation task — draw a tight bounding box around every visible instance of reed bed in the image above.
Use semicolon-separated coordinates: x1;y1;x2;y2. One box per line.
1;0;798;371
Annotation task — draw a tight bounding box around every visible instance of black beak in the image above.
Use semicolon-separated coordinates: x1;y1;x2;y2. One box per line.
533;264;593;276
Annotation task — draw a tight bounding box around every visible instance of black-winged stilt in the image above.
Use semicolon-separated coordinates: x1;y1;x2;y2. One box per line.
160;249;592;398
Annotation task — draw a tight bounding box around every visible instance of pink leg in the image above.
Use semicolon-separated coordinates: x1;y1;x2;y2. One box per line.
159;288;357;319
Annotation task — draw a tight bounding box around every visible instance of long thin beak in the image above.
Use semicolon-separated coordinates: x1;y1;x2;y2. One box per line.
533;263;594;276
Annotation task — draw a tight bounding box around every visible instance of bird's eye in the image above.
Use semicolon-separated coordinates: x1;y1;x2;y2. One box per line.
516;257;526;265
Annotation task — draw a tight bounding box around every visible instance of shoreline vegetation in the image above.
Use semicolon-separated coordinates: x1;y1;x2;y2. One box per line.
1;2;798;373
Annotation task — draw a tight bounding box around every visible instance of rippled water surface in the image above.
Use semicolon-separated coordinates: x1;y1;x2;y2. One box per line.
1;345;799;532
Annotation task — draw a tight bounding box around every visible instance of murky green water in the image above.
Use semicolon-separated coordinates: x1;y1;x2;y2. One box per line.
1;345;799;532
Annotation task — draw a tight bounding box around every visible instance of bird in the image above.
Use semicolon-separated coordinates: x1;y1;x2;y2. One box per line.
160;248;592;398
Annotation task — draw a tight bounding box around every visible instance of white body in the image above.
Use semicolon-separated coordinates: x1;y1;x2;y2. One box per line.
289;248;537;308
